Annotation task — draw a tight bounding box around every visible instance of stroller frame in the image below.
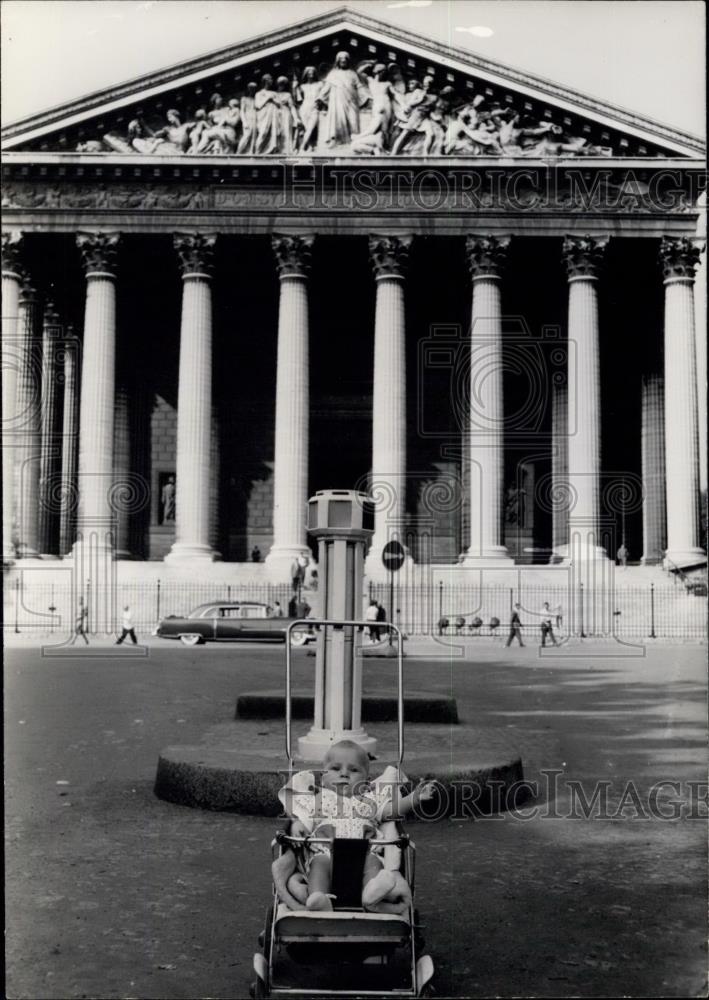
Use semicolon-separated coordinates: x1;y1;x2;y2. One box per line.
250;618;435;998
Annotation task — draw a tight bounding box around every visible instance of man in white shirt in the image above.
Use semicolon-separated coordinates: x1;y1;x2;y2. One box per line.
115;605;138;645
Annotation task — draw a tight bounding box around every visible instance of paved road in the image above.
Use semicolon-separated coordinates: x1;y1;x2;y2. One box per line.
4;638;707;998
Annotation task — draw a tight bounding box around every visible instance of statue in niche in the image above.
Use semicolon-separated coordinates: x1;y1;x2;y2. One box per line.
504;485;526;525
160;474;176;524
293;65;322;152
254;74;280;155
317;50;369;147
237;82;259;153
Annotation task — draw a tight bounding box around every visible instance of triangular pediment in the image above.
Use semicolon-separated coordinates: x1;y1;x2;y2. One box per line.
2;6;704;160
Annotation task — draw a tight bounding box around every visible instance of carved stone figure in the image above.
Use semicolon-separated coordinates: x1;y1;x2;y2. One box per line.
71;52;624;159
318;50;369;147
390;75;436;155
161;475;176;523
275;76;299;155
237;82;259;154
294;66;323;152
254;74;280;155
351;62;398;149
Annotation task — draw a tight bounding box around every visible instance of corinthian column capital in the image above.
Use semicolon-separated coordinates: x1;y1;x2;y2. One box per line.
173;233;216;278
2;231;24;277
659;236;704;283
562;235;608;281
76;231;121;276
369;234;412;280
272;234;314;279
465;235;510;280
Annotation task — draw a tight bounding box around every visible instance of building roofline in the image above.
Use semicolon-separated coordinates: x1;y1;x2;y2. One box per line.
2;5;704;155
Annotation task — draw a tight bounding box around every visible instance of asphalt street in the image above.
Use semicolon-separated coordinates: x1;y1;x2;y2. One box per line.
4;637;707;998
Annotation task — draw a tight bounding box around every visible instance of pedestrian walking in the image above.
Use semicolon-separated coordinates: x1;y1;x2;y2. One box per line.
376;601;387;640
272;601;283;618
365;599;380;643
505;604;525;647
115;605;138;645
617;543;629;568
539;601;559;646
251;545;262;563
71;597;89;645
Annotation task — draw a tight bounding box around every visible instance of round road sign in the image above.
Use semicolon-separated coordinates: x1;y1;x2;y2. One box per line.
382;540;406;572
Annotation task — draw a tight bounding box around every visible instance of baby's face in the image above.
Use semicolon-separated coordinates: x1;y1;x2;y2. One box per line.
321;746;369;797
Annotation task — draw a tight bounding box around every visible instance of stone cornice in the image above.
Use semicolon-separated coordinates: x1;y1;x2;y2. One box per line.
1;7;703;158
272;234;313;278
174;233;216;277
659;236;704;281
76;231;121;275
562;235;609;279
465;235;510;279
369;235;412;279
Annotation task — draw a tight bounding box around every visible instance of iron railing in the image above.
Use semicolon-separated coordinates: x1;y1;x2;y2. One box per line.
4;576;707;640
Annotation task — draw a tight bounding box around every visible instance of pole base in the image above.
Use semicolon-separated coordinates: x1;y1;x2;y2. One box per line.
297;727;377;763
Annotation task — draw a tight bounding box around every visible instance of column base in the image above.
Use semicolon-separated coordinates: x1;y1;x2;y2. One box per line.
460;546;514;568
297;726;377;763
561;545;610;563
663;549;707;572
264;545;311;583
164;543;220;565
38;553;61;560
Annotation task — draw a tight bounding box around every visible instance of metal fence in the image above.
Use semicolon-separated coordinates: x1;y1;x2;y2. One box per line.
3;575;707;640
367;580;707;640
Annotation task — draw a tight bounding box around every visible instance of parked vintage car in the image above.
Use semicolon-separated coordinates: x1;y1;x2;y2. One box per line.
155;601;315;646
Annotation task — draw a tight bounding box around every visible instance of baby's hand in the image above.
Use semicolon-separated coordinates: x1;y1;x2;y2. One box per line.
414;781;436;802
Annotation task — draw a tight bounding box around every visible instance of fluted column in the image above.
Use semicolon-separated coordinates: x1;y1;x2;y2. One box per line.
15;280;42;559
461;235;513;565
74;232;120;560
365;234;411;573
2;232;23;562
113;385;132;559
38;303;63;557
641;375;666;565
166;233;218;563
562;236;608;561
551;378;569;559
660;237;705;568
59;328;79;556
265;233;313;579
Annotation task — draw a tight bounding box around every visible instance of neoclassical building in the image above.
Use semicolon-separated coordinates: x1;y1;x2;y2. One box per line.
2;7;706;584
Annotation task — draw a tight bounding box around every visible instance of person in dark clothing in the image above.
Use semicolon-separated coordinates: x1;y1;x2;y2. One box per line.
375;601;387;640
506;603;525;647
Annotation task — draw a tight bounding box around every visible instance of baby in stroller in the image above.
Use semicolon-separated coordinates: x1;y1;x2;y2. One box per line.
273;739;434;913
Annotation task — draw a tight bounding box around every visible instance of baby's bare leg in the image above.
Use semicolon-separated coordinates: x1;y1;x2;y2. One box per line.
306;853;334;911
362;852;397;908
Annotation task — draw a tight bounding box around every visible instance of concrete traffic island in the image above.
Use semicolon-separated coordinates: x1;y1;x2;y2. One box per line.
154;718;524;815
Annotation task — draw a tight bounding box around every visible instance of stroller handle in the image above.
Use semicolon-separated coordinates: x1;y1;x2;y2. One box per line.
284;618;405;773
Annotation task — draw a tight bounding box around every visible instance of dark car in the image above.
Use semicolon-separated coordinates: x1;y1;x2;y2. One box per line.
155;601;315;646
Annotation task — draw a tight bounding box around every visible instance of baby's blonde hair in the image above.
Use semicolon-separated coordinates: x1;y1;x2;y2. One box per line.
324;739;370;775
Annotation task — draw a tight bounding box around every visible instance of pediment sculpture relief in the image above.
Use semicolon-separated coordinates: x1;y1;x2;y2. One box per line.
77;51;613;159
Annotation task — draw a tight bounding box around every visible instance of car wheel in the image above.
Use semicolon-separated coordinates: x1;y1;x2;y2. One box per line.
180;633;204;646
290;629;310;647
